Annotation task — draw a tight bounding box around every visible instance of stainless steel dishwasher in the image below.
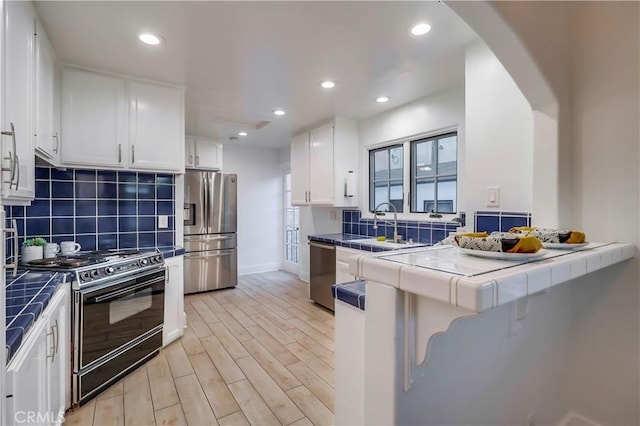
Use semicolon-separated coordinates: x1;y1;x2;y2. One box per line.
309;240;336;311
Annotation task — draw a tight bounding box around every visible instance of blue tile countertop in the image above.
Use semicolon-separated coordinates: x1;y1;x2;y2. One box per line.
309;233;430;252
332;280;366;311
5;270;71;364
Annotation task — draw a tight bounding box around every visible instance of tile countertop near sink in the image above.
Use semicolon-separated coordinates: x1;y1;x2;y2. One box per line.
5;271;72;363
309;233;430;252
355;242;635;313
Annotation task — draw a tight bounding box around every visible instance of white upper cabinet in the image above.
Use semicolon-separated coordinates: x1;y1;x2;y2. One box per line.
61;67;128;168
291;132;310;205
291;117;358;207
61;66;185;173
34;16;59;163
129;81;184;172
2;0;36;205
185;135;223;170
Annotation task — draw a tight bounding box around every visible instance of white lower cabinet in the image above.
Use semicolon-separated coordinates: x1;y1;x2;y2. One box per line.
6;284;69;426
163;255;185;346
336;246;369;283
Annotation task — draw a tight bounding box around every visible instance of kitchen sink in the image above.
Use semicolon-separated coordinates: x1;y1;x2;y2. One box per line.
349;238;422;249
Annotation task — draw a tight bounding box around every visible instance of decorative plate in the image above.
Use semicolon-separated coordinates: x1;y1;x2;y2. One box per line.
542;242;589;250
456;247;547;260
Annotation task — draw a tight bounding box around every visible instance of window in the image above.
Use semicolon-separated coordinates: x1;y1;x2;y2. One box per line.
411;133;457;213
367;131;458;216
284;173;300;266
369;144;404;212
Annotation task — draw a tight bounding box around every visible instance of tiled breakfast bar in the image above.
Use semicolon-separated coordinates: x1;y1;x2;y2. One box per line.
334;242;635;425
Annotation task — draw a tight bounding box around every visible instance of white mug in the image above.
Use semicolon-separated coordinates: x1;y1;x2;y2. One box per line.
60;241;81;255
44;243;60;258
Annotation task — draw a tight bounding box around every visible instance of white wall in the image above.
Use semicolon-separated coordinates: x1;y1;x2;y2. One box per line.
464;41;533;214
358;86;466;214
451;2;639;424
222;144;283;275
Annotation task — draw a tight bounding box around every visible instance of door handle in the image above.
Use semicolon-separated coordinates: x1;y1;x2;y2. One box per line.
46;326;55;362
185;251;234;259
2;123;16;188
53;133;59;153
14;155;20;190
195;155;200;166
189;154;193;165
4;219;18;276
53;319;59;357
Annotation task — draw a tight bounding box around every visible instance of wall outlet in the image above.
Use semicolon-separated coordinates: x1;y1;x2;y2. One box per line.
487;186;500;207
158;215;169;229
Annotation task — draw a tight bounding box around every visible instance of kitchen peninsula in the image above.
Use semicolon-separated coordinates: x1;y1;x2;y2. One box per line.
336;242;634;425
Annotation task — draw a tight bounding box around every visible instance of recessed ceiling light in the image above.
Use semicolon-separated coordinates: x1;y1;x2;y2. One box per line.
139;33;161;45
376;96;390;103
273;109;286;116
410;23;431;36
320;80;336;89
238;131;248;136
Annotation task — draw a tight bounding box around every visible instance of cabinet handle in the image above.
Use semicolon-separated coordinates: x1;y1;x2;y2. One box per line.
4;219;18;276
2;123;16;188
53;319;59;356
195;155;199;166
14;155;19;190
118;144;122;163
189;154;193;165
46;326;55;362
131;145;135;163
308;191;311;203
166;266;170;284
53;133;59;153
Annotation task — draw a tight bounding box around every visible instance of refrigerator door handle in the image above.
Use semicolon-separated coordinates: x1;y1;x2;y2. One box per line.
185;251;234;260
202;173;209;232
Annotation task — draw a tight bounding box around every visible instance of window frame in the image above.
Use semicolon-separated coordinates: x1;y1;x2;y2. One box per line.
363;128;459;221
410;131;458;214
368;143;404;213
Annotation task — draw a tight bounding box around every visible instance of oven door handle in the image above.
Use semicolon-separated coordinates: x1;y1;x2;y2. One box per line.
90;277;165;303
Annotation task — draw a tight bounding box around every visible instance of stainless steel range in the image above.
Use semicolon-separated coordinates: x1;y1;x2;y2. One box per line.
28;249;166;407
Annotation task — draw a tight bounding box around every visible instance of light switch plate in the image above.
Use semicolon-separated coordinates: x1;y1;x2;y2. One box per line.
487;186;500;207
158;215;169;229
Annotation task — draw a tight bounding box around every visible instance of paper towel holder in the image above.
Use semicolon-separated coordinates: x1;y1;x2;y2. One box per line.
344;170;356;197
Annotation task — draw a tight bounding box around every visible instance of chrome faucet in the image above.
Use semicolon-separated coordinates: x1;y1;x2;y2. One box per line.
373;202;401;243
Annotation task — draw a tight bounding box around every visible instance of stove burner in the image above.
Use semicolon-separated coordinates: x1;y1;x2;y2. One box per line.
59;259;93;267
27;258;61;266
89;249;141;257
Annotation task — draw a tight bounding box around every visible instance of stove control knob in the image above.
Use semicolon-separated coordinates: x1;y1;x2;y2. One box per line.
91;270;100;279
154;255;163;263
141;258;149;266
80;271;90;281
105;266;115;274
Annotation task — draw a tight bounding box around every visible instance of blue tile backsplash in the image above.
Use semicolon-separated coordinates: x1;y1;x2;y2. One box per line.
5;167;175;264
474;211;532;233
341;209;461;245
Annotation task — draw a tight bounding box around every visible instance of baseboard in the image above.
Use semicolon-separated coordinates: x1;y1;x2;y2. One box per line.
238;263;280;276
557;411;601;426
299;271;310;283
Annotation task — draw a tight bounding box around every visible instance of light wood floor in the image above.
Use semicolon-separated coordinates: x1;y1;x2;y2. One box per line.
64;271;335;426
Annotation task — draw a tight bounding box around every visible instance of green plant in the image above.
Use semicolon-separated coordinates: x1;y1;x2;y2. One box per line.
23;238;47;247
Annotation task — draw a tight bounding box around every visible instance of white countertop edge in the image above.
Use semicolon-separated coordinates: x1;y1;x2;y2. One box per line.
356;242;635;313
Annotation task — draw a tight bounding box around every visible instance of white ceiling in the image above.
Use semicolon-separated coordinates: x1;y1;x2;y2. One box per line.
35;1;478;149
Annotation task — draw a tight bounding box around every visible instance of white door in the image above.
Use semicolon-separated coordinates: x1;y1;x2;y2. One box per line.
61;68;127;168
6;319;48;426
3;0;35;203
47;288;69;424
309;122;334;205
283;172;300;274
290;132;309;205
129;81;184;172
163;256;185;346
34;18;57;161
195;140;222;170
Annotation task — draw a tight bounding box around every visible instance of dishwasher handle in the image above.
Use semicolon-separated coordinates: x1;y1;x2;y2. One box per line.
308;241;335;250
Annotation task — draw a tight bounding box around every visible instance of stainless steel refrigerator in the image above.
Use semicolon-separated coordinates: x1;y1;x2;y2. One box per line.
183;171;238;294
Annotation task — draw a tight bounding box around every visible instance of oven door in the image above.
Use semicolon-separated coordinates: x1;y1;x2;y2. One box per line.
78;269;165;369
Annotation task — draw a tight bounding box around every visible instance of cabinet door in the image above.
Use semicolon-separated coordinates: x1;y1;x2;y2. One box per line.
309;122;334;205
47;287;69;423
195;140;222;170
185;136;196;168
61;68;127;168
290;132;309;205
129;81;184;172
3;0;35;204
163;256;185;346
6;319;48;426
34;18;57;161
